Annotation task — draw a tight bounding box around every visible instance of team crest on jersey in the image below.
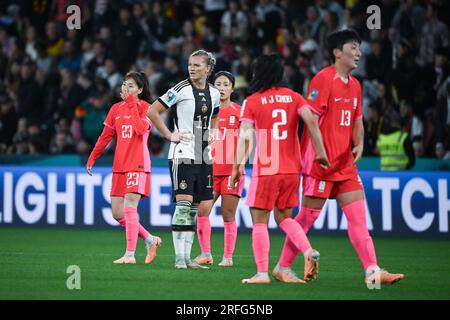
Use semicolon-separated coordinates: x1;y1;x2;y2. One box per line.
229;116;235;124
309;89;319;101
201;104;208;113
318;180;326;193
180;180;188;190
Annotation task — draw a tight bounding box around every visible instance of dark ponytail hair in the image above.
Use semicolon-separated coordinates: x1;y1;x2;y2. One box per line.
248;54;284;94
124;71;151;103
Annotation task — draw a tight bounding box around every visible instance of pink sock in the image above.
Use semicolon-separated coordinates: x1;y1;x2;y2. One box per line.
197;216;211;254
124;206;139;252
279;207;321;268
342;200;378;271
223;221;237;259
118;218;150;240
279;218;311;254
252;223;270;273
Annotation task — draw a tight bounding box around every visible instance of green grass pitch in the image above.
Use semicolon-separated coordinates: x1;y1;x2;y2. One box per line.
0;227;449;300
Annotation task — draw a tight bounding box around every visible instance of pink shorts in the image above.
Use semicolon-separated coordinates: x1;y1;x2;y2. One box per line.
111;172;150;198
246;174;300;210
302;174;363;199
213;175;245;197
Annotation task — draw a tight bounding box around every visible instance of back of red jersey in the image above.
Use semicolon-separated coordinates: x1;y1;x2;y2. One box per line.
240;87;303;176
301;66;362;180
104;100;152;173
212;102;242;176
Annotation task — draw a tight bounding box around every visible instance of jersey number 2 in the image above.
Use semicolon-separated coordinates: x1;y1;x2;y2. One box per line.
272;109;287;140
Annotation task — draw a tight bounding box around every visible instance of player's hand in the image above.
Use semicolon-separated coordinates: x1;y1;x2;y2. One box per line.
170;130;192;143
352;144;363;164
86;165;93;176
230;165;242;187
120;87;129;101
315;153;330;169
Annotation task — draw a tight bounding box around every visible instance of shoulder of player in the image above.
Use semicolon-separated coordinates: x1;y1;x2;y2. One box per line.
349;75;362;90
208;83;220;95
171;79;191;93
109;101;126;112
313;66;335;83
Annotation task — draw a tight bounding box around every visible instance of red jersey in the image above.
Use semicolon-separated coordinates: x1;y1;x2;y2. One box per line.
300;66;362;181
240;87;304;176
87;95;152;173
212;102;243;176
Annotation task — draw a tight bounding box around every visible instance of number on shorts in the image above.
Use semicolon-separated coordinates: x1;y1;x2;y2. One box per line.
126;172;139;187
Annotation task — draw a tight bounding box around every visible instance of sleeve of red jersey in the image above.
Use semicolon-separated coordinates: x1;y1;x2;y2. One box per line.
125;95;151;136
295;92;311;116
87;125;115;167
303;72;330;116
239;98;254;124
103;104;115;130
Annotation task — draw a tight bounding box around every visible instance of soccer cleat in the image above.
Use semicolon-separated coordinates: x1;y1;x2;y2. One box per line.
186;260;210;269
194;254;214;265
304;249;320;281
145;236;162;264
113;256;136;264
174;257;187;269
218;258;233;267
365;269;404;285
272;264;306;283
241;274;271;284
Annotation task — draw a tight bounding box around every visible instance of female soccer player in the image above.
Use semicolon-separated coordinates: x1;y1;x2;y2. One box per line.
231;54;329;283
277;29;404;286
194;71;246;267
147;50;220;269
86;71;161;264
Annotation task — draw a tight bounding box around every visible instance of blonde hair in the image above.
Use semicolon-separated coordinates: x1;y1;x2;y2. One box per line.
189;49;216;75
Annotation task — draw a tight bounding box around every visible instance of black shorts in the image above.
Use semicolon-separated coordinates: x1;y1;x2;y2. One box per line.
169;158;214;202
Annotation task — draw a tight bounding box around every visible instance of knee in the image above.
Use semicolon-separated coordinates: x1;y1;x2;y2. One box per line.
221;208;235;222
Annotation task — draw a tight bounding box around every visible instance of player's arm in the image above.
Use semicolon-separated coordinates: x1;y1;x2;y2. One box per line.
147;99;190;143
300;107;330;169
86;125;115;175
352;118;364;164
208;114;219;144
125;95;150;136
231;120;253;185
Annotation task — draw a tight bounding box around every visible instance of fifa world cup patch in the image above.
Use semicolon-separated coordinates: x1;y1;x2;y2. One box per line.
308;89;319;101
167;91;176;103
180;180;188;190
318;180;326;193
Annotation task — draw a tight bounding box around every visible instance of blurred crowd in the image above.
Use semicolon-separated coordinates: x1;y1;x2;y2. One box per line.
0;0;449;160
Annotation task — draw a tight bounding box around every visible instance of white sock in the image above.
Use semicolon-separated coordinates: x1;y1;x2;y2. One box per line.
125;250;135;258
257;272;269;278
144;234;155;245
303;248;312;259
172;231;186;261
184;231;195;261
365;265;380;277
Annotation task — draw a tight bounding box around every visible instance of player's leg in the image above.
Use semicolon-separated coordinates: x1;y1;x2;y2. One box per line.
277;175;328;280
188;199;213;268
336;186;404;285
195;180;220;265
241;207;271;284
112;174;160;255
219;193;240;266
169;159;195;269
113;192;141;264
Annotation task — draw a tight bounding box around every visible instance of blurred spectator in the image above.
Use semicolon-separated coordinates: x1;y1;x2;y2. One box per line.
377;111;415;170
45;21;64;58
221;0;248;42
96;58;122;90
400;101;423;156
50;130;76;154
76;138;92;155
0;95;17;152
364;103;382;156
416;3;449;67
16;59;43;120
58;41;81;74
